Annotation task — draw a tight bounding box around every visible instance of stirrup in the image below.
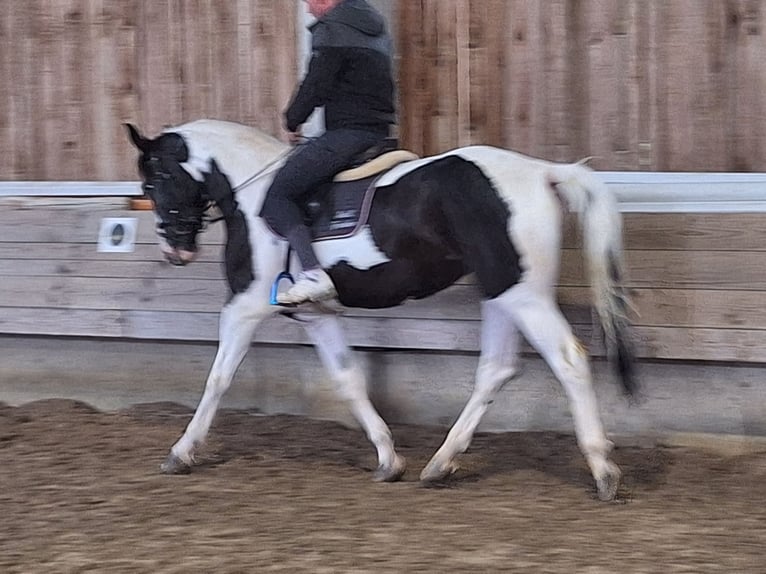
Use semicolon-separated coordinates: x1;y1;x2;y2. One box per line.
271;245;295;306
270;270;295;306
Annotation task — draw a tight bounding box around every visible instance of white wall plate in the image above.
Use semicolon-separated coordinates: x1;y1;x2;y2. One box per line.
97;217;137;253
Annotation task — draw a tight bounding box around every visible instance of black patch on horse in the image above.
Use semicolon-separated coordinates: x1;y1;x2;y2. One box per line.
202;161;255;296
432;156;522;298
329;155;522;308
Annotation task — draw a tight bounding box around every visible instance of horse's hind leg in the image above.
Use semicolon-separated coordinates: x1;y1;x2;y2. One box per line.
505;291;620;501
161;298;272;474
421;299;521;482
303;314;406;482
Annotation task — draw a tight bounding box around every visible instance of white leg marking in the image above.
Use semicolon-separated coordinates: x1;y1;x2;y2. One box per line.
422;299;521;481
168;293;274;467
303;314;405;481
503;290;619;499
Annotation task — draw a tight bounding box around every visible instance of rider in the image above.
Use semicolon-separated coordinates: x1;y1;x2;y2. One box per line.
260;0;396;305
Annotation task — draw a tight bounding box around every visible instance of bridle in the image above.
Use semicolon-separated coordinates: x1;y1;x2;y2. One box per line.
148;142;301;242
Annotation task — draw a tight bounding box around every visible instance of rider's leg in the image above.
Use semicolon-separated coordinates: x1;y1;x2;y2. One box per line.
260;129;384;303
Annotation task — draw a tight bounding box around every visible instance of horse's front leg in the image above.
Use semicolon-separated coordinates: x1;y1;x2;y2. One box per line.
161;294;274;474
303;314;406;482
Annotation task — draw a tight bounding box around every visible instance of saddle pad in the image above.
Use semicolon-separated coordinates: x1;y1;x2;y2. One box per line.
310;175;379;241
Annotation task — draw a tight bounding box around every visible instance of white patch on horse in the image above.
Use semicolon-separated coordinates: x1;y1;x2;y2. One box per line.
167;119;288;189
376;153;454;187
313;225;391;270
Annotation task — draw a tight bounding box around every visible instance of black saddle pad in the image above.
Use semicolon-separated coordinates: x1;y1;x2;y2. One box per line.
267;139;400;242
304;174;379;241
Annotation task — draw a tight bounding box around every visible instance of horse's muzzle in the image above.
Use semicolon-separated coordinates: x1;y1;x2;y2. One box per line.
160;242;198;266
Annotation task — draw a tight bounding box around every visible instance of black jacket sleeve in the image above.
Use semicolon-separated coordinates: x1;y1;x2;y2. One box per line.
284;47;344;132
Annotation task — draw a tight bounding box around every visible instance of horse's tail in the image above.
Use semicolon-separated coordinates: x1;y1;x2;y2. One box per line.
547;162;638;397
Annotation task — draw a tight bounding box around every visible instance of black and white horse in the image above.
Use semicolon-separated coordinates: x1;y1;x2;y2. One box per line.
127;119;636;500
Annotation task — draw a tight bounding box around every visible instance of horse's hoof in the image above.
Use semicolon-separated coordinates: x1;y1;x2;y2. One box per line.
372;455;406;483
595;463;621;501
419;458;459;483
160;453;192;475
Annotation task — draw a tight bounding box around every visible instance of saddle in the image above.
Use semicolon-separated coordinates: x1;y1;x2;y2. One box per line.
300;139;418;241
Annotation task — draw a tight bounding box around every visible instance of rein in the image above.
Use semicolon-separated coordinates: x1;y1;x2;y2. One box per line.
203;143;304;225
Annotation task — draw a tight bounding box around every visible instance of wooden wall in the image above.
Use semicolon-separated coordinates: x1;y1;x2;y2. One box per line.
0;0;298;181
2;1;765;180
398;0;766;171
1;202;764;363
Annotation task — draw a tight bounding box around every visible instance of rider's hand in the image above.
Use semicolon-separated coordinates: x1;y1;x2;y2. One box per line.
287;130;303;145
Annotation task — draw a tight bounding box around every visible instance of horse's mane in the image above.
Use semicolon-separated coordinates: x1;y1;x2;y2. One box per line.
166;119;288;186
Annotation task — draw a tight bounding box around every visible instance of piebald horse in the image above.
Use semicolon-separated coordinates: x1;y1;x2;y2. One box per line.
127;119;636;501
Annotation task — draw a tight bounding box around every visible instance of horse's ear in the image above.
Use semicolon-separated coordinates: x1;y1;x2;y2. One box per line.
167;133;189;163
125;123;150;153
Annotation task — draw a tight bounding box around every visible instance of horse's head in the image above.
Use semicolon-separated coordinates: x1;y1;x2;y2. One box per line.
125;123;210;266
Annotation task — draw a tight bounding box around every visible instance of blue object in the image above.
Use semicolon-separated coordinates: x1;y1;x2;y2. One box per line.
270;270;295;306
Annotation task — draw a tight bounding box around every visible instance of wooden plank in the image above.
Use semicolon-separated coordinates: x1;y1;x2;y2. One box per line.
179;0;212;119
272;0;298;140
635;0;657;169
614;0;640;170
433;0;459;152
3;305;765;363
60;0;93;180
564;0;589;164
543;0;570;161
504;0;541;155
4;259;761;331
0;5;11;178
0;209;225;245
560;249;766;290
138;1;182;133
4;203;766;252
0;243;224;263
0;274;483;319
396;0;426;154
731;0;766;171
576;0;638;169
563;212;766;251
621;213;766;252
455;0;471;147
483;0;507;148
0;276;230;312
558;287;766;330
93;0;141;180
0;308;126;338
236;0;254;125
251;0;278;134
637;325;766;363
12;0;41;178
654;0;718;171
0;259;229;281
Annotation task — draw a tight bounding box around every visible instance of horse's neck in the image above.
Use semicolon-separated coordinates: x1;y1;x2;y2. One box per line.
176;120;288;185
176;120;288;214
